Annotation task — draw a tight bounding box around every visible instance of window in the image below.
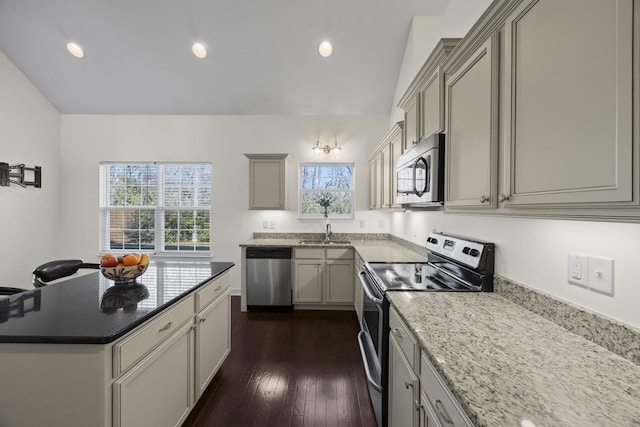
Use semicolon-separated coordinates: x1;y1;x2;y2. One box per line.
299;163;355;219
99;162;212;255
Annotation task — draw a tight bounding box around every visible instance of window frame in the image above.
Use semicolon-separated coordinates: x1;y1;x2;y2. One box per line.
99;161;212;257
298;162;356;220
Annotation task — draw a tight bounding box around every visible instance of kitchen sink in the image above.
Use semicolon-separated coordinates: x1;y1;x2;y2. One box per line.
298;240;351;245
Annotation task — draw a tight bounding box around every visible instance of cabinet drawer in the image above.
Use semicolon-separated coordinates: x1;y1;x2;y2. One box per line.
196;272;231;312
326;248;353;260
389;307;417;369
294;248;324;259
420;351;473;426
114;296;195;376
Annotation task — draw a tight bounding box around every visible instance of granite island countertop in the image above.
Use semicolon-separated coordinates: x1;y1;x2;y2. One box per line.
388;291;640;427
0;261;234;344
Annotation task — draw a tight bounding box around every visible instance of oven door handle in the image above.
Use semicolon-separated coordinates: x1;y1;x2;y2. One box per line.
357;331;383;392
358;271;384;305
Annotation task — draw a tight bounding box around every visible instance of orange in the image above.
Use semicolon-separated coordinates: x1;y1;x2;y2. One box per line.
122;254;140;266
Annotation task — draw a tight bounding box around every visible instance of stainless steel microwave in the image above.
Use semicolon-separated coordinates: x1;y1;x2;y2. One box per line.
395;133;444;206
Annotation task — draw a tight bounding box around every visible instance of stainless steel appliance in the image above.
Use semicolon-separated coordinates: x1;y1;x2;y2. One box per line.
357;232;495;427
246;247;292;309
395;133;445;206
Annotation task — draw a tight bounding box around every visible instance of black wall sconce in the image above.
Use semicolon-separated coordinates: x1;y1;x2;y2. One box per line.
0;162;41;188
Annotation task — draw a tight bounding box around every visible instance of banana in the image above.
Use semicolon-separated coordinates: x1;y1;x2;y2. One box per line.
139;253;150;266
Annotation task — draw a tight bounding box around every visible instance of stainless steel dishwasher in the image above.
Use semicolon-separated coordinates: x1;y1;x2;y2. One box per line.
245;247;292;310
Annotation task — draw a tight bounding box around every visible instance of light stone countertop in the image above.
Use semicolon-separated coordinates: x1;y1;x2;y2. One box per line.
240;237;427;263
387;291;640;427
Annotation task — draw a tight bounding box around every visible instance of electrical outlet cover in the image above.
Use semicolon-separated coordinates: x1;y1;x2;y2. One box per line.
568;253;588;287
588;256;614;295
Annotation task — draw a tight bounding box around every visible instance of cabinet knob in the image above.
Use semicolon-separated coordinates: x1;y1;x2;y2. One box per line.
404;380;413;389
392;328;403;339
480;195;489;203
200;317;207;323
498;193;510;202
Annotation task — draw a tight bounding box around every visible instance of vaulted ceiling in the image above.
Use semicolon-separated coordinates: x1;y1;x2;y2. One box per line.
0;0;449;115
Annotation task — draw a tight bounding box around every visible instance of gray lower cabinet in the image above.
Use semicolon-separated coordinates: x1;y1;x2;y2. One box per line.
114;322;194;427
0;271;232;427
389;306;473;427
293;248;354;306
389;333;419;427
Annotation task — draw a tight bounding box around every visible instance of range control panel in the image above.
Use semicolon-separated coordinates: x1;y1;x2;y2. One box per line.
426;232;486;269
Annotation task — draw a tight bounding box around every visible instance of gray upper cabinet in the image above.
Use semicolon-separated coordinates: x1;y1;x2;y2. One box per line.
500;0;636;208
419;68;445;139
444;36;499;208
440;0;639;219
398;38;460;151
245;154;288;210
368;122;404;210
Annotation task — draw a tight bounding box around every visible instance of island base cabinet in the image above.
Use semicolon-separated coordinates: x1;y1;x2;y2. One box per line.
113;321;194;427
195;289;231;398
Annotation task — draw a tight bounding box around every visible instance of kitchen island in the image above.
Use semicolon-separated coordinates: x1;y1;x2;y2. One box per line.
0;261;234;427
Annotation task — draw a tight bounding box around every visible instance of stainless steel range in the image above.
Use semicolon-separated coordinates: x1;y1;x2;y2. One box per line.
357;231;495;427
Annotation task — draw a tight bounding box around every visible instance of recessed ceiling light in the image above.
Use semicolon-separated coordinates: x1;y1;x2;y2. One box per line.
192;42;207;59
66;42;85;59
318;41;332;58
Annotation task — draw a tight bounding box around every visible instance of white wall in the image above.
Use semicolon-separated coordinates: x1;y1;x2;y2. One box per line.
390;0;494;124
59;115;389;291
386;0;640;329
0;51;61;288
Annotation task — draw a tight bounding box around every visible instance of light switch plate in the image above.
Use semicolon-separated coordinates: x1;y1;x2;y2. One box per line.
568;253;588;287
588;256;614;295
268;220;275;229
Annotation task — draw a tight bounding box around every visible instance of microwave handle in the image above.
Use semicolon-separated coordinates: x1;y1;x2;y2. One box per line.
413;157;428;197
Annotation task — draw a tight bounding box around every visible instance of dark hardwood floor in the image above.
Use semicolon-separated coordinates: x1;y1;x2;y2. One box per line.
183;296;377;427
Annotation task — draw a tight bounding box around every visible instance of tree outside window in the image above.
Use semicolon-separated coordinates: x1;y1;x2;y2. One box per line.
299;163;355;219
99;163;211;254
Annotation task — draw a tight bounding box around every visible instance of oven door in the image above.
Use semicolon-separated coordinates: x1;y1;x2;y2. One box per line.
357;270;386;427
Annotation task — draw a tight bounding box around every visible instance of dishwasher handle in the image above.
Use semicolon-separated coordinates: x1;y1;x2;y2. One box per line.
246;247;292;259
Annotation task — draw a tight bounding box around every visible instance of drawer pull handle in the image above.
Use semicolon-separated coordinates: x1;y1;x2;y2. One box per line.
480;195;489;203
404;380;413;389
435;399;454;425
158;322;173;333
214;285;222;292
393;328;403;339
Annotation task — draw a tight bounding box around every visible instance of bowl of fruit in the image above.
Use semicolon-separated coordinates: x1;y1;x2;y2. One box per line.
100;253;150;285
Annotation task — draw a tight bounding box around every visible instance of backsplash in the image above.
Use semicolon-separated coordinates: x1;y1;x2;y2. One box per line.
251;232;389;241
495;276;640;366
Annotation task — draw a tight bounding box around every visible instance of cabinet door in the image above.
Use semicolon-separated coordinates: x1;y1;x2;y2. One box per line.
420;68;445;139
195;290;230;399
404;96;419;148
445;36;498;208
325;260;354;304
381;143;392;208
113;322;194;427
246;154;287;210
389;334;419;427
390;130;403;208
294;260;323;303
418;393;441;427
354;253;365;324
369;157;378;209
501;0;634;206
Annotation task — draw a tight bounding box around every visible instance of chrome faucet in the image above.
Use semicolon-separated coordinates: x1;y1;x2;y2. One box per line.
325;223;332;241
